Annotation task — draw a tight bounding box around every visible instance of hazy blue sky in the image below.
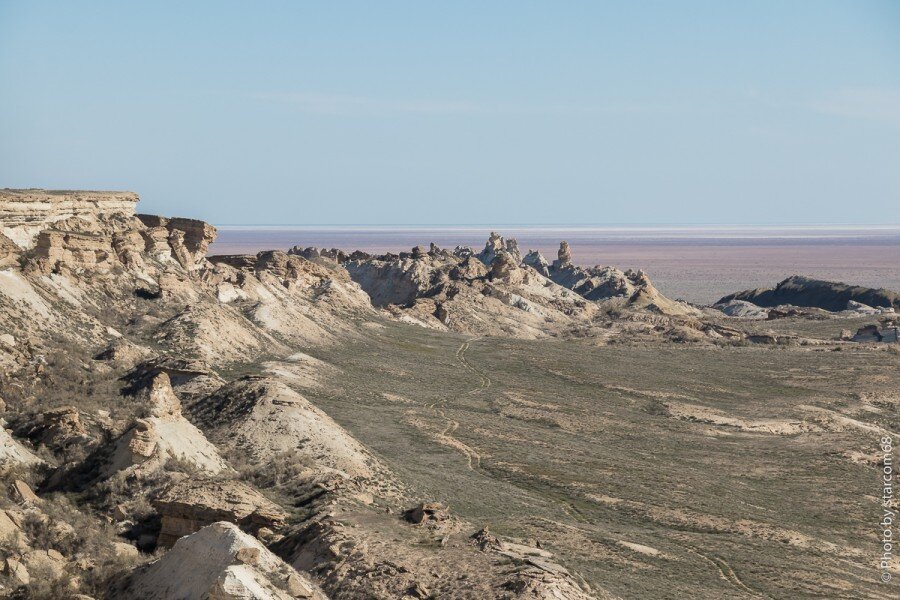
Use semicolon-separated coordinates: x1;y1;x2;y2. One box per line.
1;1;899;225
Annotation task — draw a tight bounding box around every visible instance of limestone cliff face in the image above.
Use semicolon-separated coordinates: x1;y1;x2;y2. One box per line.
0;189;217;274
0;189;140;249
137;214;217;271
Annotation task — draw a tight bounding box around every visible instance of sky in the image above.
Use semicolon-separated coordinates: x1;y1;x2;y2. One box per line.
1;1;899;225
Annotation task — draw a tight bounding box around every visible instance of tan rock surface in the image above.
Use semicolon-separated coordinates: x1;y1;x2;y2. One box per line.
152;479;287;548
125;521;326;600
194;377;382;480
0;427;42;467
105;373;231;476
0;189;139;249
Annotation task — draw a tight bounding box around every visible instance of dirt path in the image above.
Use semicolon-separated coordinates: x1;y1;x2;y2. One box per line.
419;338;489;469
683;546;773;599
457;338;491;391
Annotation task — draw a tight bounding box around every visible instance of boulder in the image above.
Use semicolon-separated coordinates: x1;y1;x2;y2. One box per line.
10;479;40;505
4;557;29;586
852;324;900;343
0;510;26;550
403;502;449;525
126;522;326;599
0;427;42;467
22;548;66;579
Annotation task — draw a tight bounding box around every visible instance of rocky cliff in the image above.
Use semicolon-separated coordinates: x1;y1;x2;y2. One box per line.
0;189;139;248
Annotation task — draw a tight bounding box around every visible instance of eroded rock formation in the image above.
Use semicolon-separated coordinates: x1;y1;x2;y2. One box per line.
153;480;287;548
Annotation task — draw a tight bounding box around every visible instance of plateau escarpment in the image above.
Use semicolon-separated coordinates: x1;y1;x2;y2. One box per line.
0;189;895;599
0;189;139;249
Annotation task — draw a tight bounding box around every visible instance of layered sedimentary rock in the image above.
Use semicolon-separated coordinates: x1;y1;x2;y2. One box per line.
0;190;219;275
152;480;287;548
0;189;139;248
137;214;217;270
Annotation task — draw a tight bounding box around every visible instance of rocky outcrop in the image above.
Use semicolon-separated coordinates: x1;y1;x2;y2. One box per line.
713;299;770;319
137;214;217;271
0;427;42;468
553;240;573;269
124;522;325;599
0;189;139;249
719;275;900;312
24;406;94;455
522;250;549;277
344;255;445;306
123;357;224;401
204;250;374;350
0;190;219;275
449;255;488;280
106;373;231;476
476;231;521;266
29;229;121;273
852;324;900;343
152;480;287;548
287;246;348;264
191;377;381;480
339;234;702;335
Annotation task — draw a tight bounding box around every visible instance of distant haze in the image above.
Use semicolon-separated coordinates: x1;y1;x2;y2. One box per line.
1;2;899;225
209;225;900;304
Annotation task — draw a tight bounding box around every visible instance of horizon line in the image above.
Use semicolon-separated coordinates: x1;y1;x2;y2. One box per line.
212;223;900;230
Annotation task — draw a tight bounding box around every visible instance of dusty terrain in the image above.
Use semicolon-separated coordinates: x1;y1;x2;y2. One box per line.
0;189;897;599
304;322;899;598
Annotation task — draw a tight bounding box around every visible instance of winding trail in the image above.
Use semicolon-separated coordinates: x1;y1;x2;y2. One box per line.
420;338;490;470
682;546;773;599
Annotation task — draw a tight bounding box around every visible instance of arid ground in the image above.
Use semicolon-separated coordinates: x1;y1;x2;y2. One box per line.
281;317;898;599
